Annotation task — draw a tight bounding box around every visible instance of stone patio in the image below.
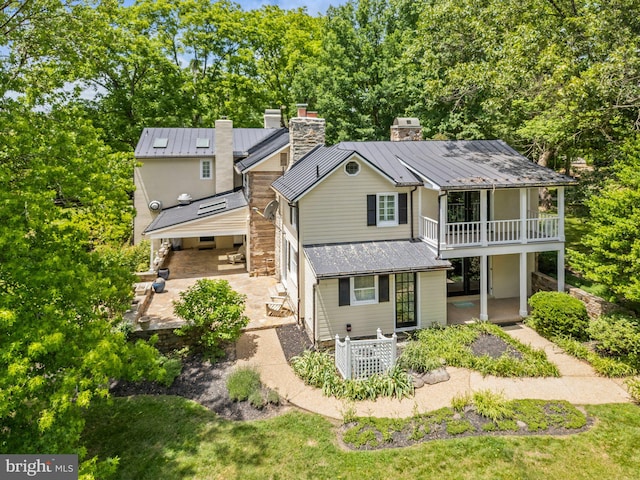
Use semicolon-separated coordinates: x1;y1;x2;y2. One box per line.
136;248;295;332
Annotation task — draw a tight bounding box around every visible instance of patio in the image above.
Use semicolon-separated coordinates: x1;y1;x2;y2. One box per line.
447;297;523;325
137;248;296;331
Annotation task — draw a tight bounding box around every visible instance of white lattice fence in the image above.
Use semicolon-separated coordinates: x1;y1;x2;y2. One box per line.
335;328;397;380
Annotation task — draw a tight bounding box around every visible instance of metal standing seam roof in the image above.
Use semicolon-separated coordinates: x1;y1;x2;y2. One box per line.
271;145;357;201
339;140;577;190
134;127;279;158
235;128;290;173
144;189;248;234
304;240;451;279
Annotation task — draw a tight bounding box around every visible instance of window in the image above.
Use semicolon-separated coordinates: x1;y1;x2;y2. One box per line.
289;204;297;230
280;152;289;167
367;193;408;227
200;159;212;179
339;275;389;306
287;241;298;285
199;236;214;242
353;276;377;304
344;160;360;176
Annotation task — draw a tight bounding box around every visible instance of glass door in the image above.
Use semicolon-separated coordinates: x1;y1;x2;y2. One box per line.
447;257;481;296
395;273;417;329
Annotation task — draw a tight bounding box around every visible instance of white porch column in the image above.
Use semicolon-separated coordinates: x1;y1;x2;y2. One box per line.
557;248;565;293
149;240;155;272
439;193;447;249
519;252;528;317
479;254;488;321
480;190;488;246
558;186;565;241
520;188;528;244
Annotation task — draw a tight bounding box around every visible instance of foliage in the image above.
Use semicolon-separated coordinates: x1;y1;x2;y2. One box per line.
588;314;640;362
399;322;559;377
173;279;249;358
471;390;513;422
291;351;414;400
570;136;640;303
527;291;589;340
626;378;640;403
552;336;638;377
226;367;262;402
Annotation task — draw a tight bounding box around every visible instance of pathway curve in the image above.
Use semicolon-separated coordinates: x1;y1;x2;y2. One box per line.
235;324;631;420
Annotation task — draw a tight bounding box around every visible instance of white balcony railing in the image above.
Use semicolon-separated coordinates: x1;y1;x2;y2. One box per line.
420;215;561;249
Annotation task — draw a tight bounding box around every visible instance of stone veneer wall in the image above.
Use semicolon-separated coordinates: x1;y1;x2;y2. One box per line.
531;271;625;319
130;326;198;354
248;171;281;276
390;126;422;141
289;117;326;163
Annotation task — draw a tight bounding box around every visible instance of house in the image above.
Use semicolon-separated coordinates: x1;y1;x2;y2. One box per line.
133;108;324;276
271;117;576;344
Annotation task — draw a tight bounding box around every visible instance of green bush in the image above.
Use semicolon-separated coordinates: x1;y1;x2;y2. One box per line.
226;367;262;401
588;314;640;361
472;390;513;422
626;378;640;402
173;279;249;358
248;390;266;409
527;291;589;340
291;351;414;400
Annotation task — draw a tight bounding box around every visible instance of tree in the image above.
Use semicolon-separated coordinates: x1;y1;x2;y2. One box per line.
0;100;166;477
570;136;640;304
173;279;249;358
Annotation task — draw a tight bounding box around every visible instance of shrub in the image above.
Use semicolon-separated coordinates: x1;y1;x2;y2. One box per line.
266;389;280;406
588;314;640;361
226;367;262;401
157;357;183;387
173;279;249;358
248;390;266;409
528;291;589;340
626;378;640;402
472;390;513;422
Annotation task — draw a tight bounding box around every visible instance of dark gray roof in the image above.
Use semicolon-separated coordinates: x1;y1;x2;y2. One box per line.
134;128;278;158
235;128;290;173
304;240;450;279
271;145;357;201
144;189;247;234
338;140;576;190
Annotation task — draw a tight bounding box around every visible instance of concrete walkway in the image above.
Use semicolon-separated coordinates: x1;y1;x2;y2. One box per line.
235;324;631;420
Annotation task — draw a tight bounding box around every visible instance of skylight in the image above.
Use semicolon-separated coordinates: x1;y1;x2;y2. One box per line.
196;138;210;148
197;199;227;215
153;137;168;148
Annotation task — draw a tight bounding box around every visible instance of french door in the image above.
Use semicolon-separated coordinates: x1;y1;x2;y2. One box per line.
395;273;417;329
447;257;481;297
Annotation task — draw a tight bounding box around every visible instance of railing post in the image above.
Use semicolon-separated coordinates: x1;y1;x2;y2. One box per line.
558;186;565;241
520;188;528;244
480;190;488;246
345;336;351;380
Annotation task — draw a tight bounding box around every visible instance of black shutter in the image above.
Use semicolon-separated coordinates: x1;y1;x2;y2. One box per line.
399;193;408;225
378;275;389;302
367;194;377;226
339;278;350;306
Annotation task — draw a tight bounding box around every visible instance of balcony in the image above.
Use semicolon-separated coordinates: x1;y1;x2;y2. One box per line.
420;212;561;249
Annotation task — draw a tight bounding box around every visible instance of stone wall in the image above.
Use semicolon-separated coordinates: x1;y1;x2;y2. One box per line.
130;325;198;354
531;271;625;319
248;171;280;276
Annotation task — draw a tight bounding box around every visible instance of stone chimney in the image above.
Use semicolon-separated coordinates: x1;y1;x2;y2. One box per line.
263;109;282;128
390;117;422;141
214;117;234;193
289;103;325;164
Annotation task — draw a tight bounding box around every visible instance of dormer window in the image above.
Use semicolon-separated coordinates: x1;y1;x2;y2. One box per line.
153;138;168;148
345;160;360;176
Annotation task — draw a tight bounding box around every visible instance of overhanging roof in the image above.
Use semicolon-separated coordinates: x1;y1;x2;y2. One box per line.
304;240;450;279
144;189;247;234
235;128;290;173
134;128;279;159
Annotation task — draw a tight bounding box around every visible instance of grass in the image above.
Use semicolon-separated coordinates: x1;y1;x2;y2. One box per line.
399;322;560;377
82;396;640;479
226;366;262;401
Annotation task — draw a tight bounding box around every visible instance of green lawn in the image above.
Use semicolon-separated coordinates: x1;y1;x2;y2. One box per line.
83;396;640;479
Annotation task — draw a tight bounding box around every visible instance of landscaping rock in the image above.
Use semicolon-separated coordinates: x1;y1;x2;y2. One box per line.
420;367;450;385
517;420;528;430
412;375;425;389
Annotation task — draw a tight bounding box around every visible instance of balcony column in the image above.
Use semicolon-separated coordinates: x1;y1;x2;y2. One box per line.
520;188;528;244
519;252;528;317
557;248;565;293
479;255;488;321
558;186;565;241
439;192;447;250
480;190;488;246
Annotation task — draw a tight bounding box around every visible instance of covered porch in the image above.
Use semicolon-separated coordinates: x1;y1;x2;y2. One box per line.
447;297;522;325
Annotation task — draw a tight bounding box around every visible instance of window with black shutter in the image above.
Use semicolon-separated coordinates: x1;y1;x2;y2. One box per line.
367;195;376;226
339;278;350;306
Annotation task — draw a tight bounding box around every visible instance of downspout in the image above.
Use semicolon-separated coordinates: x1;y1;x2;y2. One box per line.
295;201;302;326
409;186;418;240
312;281;318;345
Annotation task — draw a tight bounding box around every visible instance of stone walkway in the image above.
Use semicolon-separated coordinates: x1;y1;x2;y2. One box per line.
235;324;632;420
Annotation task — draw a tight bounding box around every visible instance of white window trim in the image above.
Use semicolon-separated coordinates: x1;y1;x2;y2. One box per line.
351;275;378;305
288;241;298;286
344;160;360;176
377;192;398;227
200;159;212;180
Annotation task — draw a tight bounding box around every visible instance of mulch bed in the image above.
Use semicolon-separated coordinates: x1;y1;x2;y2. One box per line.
470;333;523;360
276;322;315;363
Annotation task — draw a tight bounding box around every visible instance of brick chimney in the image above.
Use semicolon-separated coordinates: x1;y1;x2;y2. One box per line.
390;117;422;141
214;117;234;193
290;103;325;164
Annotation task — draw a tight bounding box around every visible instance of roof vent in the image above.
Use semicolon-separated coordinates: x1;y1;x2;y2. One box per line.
177;193;193;205
148;200;163;211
